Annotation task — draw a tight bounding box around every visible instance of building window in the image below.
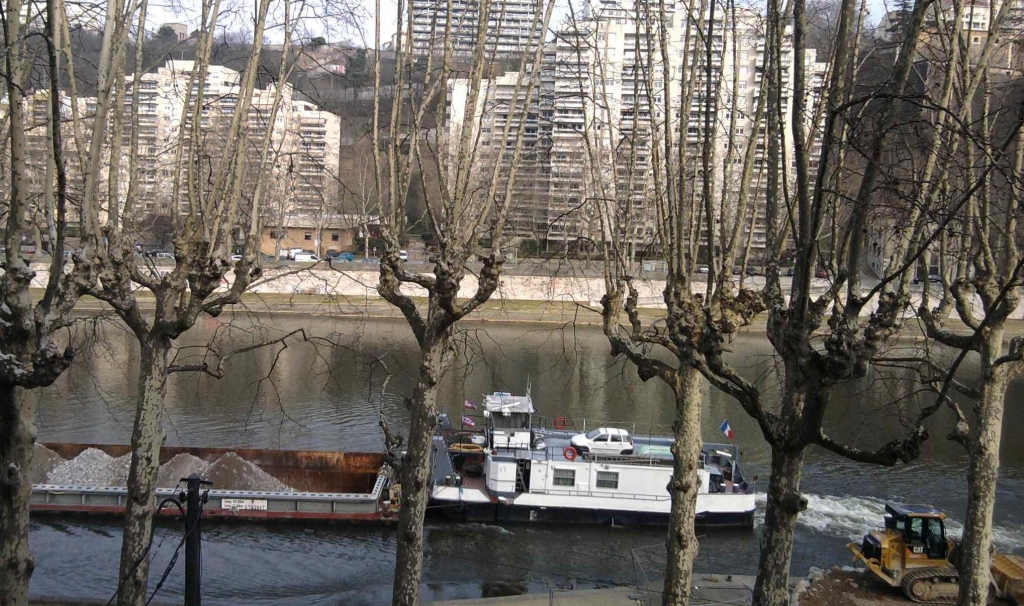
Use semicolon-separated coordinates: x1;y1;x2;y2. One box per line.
553;468;575;487
304;232;312;241
596;471;619;489
331;232;340;242
269;230;280;239
972;36;980;43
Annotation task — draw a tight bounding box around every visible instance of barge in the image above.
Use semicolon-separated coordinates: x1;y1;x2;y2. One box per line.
430;393;757;527
31;443;396;522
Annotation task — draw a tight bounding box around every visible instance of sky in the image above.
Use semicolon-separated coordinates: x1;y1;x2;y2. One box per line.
141;0;888;48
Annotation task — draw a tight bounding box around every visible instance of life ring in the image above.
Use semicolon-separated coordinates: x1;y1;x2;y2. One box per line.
563;446;578;461
553;416;566;430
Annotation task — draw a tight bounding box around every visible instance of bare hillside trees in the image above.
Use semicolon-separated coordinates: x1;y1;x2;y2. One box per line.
368;0;555;602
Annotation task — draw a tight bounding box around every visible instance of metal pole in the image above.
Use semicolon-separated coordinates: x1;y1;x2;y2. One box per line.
183;473;207;606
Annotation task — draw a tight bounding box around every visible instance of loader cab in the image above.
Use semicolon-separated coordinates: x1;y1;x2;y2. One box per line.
886;504;948;562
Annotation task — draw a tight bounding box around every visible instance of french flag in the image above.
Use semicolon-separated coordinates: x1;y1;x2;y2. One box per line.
719;419;735;440
462;416;476;427
464;400;477;410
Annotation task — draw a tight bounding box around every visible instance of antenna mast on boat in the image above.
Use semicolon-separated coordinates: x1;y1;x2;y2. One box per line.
526;376;531;398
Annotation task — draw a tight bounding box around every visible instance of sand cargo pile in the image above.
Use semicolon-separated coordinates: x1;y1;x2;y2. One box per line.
31;443;394;523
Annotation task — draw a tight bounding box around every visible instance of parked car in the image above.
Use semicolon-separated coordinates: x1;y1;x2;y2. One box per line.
293;253;320;262
732;266;742;275
569;427;634;455
150;251;174;260
327;251;355;262
786;267;795;277
913;274;942;284
230;254;243;262
815;269;829;279
746;266;758;276
697;264;710;274
399;250;409;261
428;254;440;263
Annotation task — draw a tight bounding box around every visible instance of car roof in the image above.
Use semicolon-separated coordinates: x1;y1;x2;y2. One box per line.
886;503;946;518
597;427;629;435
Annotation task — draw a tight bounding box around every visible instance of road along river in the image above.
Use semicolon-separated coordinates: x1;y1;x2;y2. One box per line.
28;315;1024;604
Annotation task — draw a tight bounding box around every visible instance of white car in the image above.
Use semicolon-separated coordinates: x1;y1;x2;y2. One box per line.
399;250;409;261
293;253;320;262
570;427;634;455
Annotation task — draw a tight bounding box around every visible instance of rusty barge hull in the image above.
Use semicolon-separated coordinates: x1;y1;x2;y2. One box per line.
31;443;396;523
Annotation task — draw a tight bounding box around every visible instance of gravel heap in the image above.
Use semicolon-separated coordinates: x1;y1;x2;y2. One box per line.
47;448;132;487
30;444;65;485
41;448;293;492
204;452;293;492
156;453;209;488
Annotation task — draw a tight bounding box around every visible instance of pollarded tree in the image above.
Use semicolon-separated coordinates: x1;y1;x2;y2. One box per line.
0;0;124;602
911;22;1024;606
584;0;777;602
61;0;301;602
367;0;555;603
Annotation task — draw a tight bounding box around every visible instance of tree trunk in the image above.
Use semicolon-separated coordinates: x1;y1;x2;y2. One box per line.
662;365;705;606
751;444;807;606
391;338;446;606
957;327;1007;606
0;383;36;606
117;337;171;606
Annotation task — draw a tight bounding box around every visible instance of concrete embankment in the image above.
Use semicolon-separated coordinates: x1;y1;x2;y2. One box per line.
27;261;1024;324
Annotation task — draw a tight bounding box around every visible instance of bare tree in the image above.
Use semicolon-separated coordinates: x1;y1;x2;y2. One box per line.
367;0;555;602
54;0;301;602
908;12;1024;605
0;0;119;601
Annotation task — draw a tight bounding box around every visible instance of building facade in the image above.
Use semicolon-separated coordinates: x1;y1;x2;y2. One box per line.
4;60;344;248
407;0;545;56
446;1;828;260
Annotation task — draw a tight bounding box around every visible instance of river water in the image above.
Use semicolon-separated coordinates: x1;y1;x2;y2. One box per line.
28;315;1024;604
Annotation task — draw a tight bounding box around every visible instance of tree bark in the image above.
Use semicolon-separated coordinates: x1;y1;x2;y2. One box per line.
117;337;171;606
391;337;446;606
0;383;36;606
751;444;807;606
662;364;705;606
957;327;1007;606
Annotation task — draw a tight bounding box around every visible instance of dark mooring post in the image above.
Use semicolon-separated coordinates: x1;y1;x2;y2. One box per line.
183;474;210;606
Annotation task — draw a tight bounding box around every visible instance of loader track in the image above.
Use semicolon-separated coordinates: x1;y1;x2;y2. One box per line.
901;566;960;603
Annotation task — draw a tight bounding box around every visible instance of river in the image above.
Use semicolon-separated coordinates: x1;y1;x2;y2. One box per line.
28;315;1024;604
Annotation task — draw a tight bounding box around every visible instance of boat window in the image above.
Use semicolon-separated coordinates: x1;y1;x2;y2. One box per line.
596;471;619;489
595;435;609;442
585;429;601;439
553;468;576;487
610;435;622;443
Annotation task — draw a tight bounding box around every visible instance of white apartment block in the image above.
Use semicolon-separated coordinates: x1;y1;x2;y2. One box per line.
447;1;828;259
123;61;340;218
3;61;342;242
407;0;544;56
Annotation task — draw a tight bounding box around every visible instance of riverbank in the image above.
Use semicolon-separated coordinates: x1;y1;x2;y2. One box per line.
61;289;1017;335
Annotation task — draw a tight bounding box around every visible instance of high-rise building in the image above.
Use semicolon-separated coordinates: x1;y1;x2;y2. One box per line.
447;2;828;259
407;0;545;56
2;60;344;248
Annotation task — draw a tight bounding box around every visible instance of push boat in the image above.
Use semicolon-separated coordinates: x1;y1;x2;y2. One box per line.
430;393;758;527
30;443;397;522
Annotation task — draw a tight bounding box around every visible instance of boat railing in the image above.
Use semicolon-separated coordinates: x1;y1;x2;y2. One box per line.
529;486;671;502
532;415;674;436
